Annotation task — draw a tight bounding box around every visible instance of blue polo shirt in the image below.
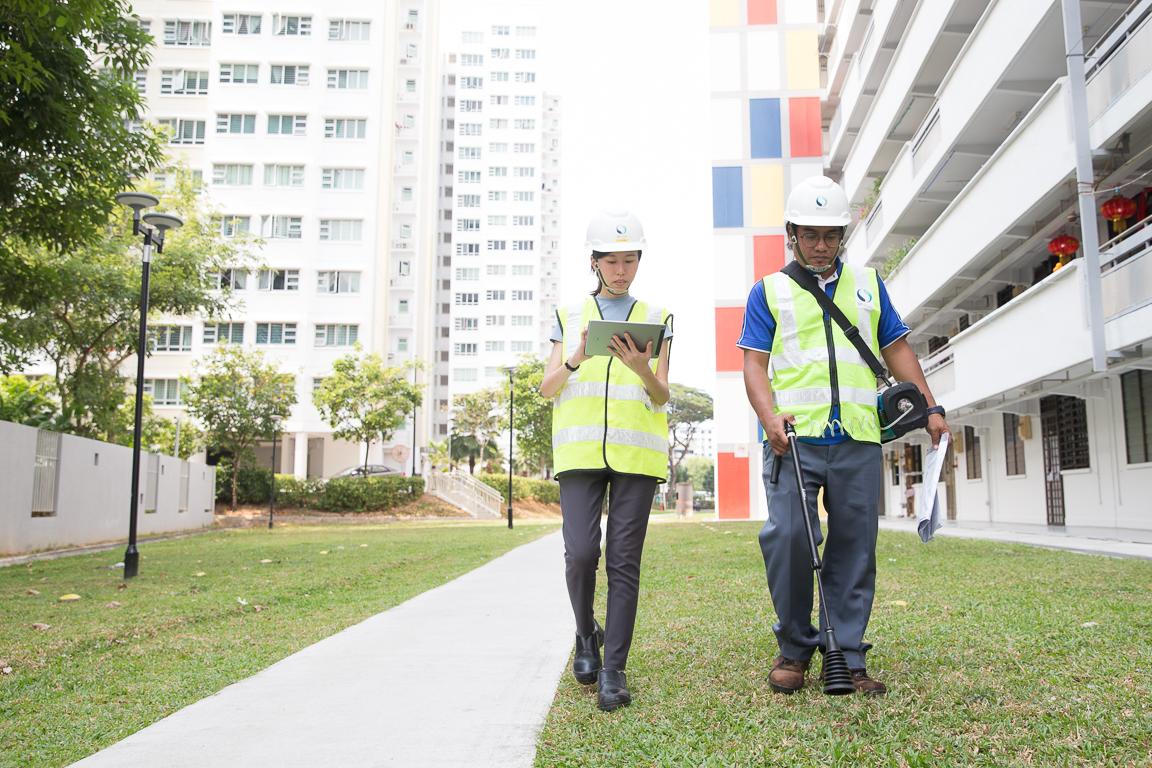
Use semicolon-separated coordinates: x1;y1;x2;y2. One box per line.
737;261;910;444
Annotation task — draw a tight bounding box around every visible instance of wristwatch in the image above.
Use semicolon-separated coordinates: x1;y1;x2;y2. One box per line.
926;405;946;419
564;360;580;372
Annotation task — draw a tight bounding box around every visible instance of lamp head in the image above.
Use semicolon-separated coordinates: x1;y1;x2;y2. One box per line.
142;212;184;252
115;191;159;235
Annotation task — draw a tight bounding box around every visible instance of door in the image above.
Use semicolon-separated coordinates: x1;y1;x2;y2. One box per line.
1039;397;1066;526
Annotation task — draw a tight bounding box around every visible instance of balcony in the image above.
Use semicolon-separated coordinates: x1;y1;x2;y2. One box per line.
388;314;414;329
389;275;415;290
391;239;413;251
1101;219;1152;352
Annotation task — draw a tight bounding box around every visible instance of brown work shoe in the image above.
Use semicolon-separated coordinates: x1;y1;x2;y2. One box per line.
850;668;887;696
768;656;810;694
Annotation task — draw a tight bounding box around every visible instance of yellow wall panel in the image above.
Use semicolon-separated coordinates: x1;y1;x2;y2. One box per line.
710;0;741;27
786;30;819;89
748;164;784;227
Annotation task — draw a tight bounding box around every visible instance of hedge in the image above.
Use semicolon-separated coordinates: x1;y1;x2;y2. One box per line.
476;473;560;504
214;466;423;512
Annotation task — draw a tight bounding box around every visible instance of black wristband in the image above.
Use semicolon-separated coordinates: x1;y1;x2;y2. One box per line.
564;360;580;372
926;405;946;418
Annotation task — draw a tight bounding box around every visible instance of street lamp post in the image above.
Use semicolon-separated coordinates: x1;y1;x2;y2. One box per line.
411;366;418;476
506;366;515;530
114;192;183;579
268;423;279;530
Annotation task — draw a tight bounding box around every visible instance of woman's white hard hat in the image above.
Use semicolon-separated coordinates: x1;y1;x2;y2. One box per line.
585;209;647;253
784;176;852;227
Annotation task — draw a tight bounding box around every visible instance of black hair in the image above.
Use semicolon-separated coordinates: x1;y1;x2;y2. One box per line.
589;250;643;295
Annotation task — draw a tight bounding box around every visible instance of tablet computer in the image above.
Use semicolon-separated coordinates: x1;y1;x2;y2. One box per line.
584;320;667;357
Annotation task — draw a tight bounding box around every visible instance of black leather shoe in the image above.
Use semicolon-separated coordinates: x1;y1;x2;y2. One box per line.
597;669;631;712
572;620;604;685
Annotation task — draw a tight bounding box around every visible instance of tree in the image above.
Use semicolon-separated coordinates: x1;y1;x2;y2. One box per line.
452;390;503;474
448;432;501;475
498;357;553;477
312;353;422;474
666;384;713;502
184;346;296;510
0;374;58;428
1;0;163;289
0;167;253;439
678;456;715;495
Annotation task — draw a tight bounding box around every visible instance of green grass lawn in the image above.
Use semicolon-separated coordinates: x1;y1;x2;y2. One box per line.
0;520;556;768
536;522;1152;767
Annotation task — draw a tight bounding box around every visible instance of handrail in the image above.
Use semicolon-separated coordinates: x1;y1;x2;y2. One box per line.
1085;0;1152;81
1099;213;1152;271
424;470;502;518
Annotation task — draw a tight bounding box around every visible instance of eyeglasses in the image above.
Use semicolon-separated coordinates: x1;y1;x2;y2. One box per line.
797;231;843;247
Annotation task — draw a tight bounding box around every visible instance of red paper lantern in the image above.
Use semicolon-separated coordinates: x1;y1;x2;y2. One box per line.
1047;234;1080;257
1100;195;1137;233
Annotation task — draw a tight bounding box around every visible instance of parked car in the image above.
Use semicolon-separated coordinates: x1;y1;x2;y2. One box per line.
333;464;400;479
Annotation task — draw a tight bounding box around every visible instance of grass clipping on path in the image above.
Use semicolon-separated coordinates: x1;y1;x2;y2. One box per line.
536;523;1152;767
0;520;556;768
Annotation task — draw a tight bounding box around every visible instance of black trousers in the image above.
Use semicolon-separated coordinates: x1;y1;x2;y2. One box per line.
558;470;658;671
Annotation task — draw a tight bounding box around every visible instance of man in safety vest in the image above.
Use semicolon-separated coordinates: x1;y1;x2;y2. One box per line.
740;176;950;695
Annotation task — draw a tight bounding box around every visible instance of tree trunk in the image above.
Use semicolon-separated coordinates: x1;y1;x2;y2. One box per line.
231;462;239;511
364;439;370;475
468;455;475;474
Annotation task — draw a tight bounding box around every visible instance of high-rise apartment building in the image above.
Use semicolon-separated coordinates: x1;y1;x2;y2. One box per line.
431;23;561;442
126;1;442;477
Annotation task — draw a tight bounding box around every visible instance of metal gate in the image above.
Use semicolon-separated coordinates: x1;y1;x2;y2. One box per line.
1040;398;1066;526
31;430;62;517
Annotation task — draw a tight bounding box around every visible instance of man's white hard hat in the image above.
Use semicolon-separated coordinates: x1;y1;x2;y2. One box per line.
784;176;852;227
585;209;647;253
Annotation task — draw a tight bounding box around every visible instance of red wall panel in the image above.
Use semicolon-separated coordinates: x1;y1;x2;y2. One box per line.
753;235;785;279
717;452;751;519
715;306;745;372
748;0;778;25
789;97;822;158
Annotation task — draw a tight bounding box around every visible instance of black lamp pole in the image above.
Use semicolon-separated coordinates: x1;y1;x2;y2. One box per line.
124;226;155;579
411;367;418;476
507;367;514;529
268;426;278;529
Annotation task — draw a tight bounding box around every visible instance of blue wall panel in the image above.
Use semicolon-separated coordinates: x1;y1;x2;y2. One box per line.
712;166;744;228
749;98;782;159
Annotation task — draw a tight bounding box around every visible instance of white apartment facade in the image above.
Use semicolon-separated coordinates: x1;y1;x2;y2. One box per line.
822;0;1152;531
128;1;442;478
430;23;561;443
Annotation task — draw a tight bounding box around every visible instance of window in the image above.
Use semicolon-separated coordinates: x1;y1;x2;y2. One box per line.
455;317;478;331
144;379;184;406
512;289;534;301
256;269;300;291
1121;370;1152;464
163;19;211;46
263;164;304;187
455;368;478;382
400;187;413;201
458;170;481;184
490;118;508;129
511;315;533;326
158;118;205;145
317;271;361;293
460;99;483;113
398;299;410;314
489;166;507;177
271;64;309;85
220;64;258;85
222;13;261;34
133;70;147;93
488;215;507;226
150;325;192;352
487;240;506;250
457;194;481;207
964;426;982;480
321;168;364;190
460;77;483;89
212;164;253;186
514;95;535;106
456;243;479;256
514;142;535;153
327;69;368;89
512;240;535;251
486;264;506;276
461;54;483;66
319;219;363;241
513;167;535;178
454;343;478;356
160;69;208;95
512;265;534;276
315;324;359;347
484;341;504;352
513;215;535;225
215;215;250;238
459;122;482;136
396;338;408;353
515;48;536;59
267;114;307;135
489;142;508;153
511;341;533;353
203;322;244;344
324;118;367;139
492;25;510;35
514;190;535;202
490;95;509;106
261;215;303;239
456;219;480;232
491;71;509;82
217;268;247;290
1045;395;1090;470
490;47;510;59
329;19;370;41
1003;414;1026;476
516;26;537;36
458;146;481;160
272;14;311;36
455;268;479;280
255;323;297;345
486;290;505;301
489;190;507;202
455;293;479;306
514;119;535;130
485;315;505;327
216;113;256;134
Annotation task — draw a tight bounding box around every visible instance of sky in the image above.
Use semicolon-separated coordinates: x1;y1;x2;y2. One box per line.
440;0;718;393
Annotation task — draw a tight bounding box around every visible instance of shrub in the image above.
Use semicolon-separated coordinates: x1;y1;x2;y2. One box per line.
476;473;559;504
316;476;425;512
273;475;324;509
215;463;273;504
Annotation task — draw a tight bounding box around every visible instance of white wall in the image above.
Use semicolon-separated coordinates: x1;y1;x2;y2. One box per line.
0;421;216;556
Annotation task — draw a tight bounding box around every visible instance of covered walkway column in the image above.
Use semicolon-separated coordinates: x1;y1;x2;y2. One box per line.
293;432;308;479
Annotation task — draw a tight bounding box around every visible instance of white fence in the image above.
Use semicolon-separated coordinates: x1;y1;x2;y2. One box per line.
0;421;216;557
424;471;503;519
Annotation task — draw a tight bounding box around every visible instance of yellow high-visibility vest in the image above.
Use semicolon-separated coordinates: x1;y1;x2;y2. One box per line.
763;265;883;443
553;297;670;480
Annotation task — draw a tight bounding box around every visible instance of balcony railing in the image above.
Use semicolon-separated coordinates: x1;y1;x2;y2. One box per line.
1101;215;1152;320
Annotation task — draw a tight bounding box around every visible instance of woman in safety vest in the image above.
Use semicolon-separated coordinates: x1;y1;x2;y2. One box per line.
539;209;672;712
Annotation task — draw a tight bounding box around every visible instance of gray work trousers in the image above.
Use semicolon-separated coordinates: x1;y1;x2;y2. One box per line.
759;439;881;669
558;470;658;671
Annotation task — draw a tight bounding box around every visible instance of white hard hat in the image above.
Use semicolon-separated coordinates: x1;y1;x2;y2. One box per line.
784;176;852;227
585;209;646;253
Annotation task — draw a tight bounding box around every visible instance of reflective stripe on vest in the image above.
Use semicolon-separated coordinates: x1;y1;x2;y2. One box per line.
553;297;670;479
764;265;883;443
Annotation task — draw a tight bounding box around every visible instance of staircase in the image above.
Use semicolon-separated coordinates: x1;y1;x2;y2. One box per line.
425;471;503;519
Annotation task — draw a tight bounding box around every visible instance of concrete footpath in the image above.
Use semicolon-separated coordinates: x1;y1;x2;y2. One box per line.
71;530;573;768
878;517;1152;559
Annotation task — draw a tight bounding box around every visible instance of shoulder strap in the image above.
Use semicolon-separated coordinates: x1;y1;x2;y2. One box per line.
781;261;890;382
